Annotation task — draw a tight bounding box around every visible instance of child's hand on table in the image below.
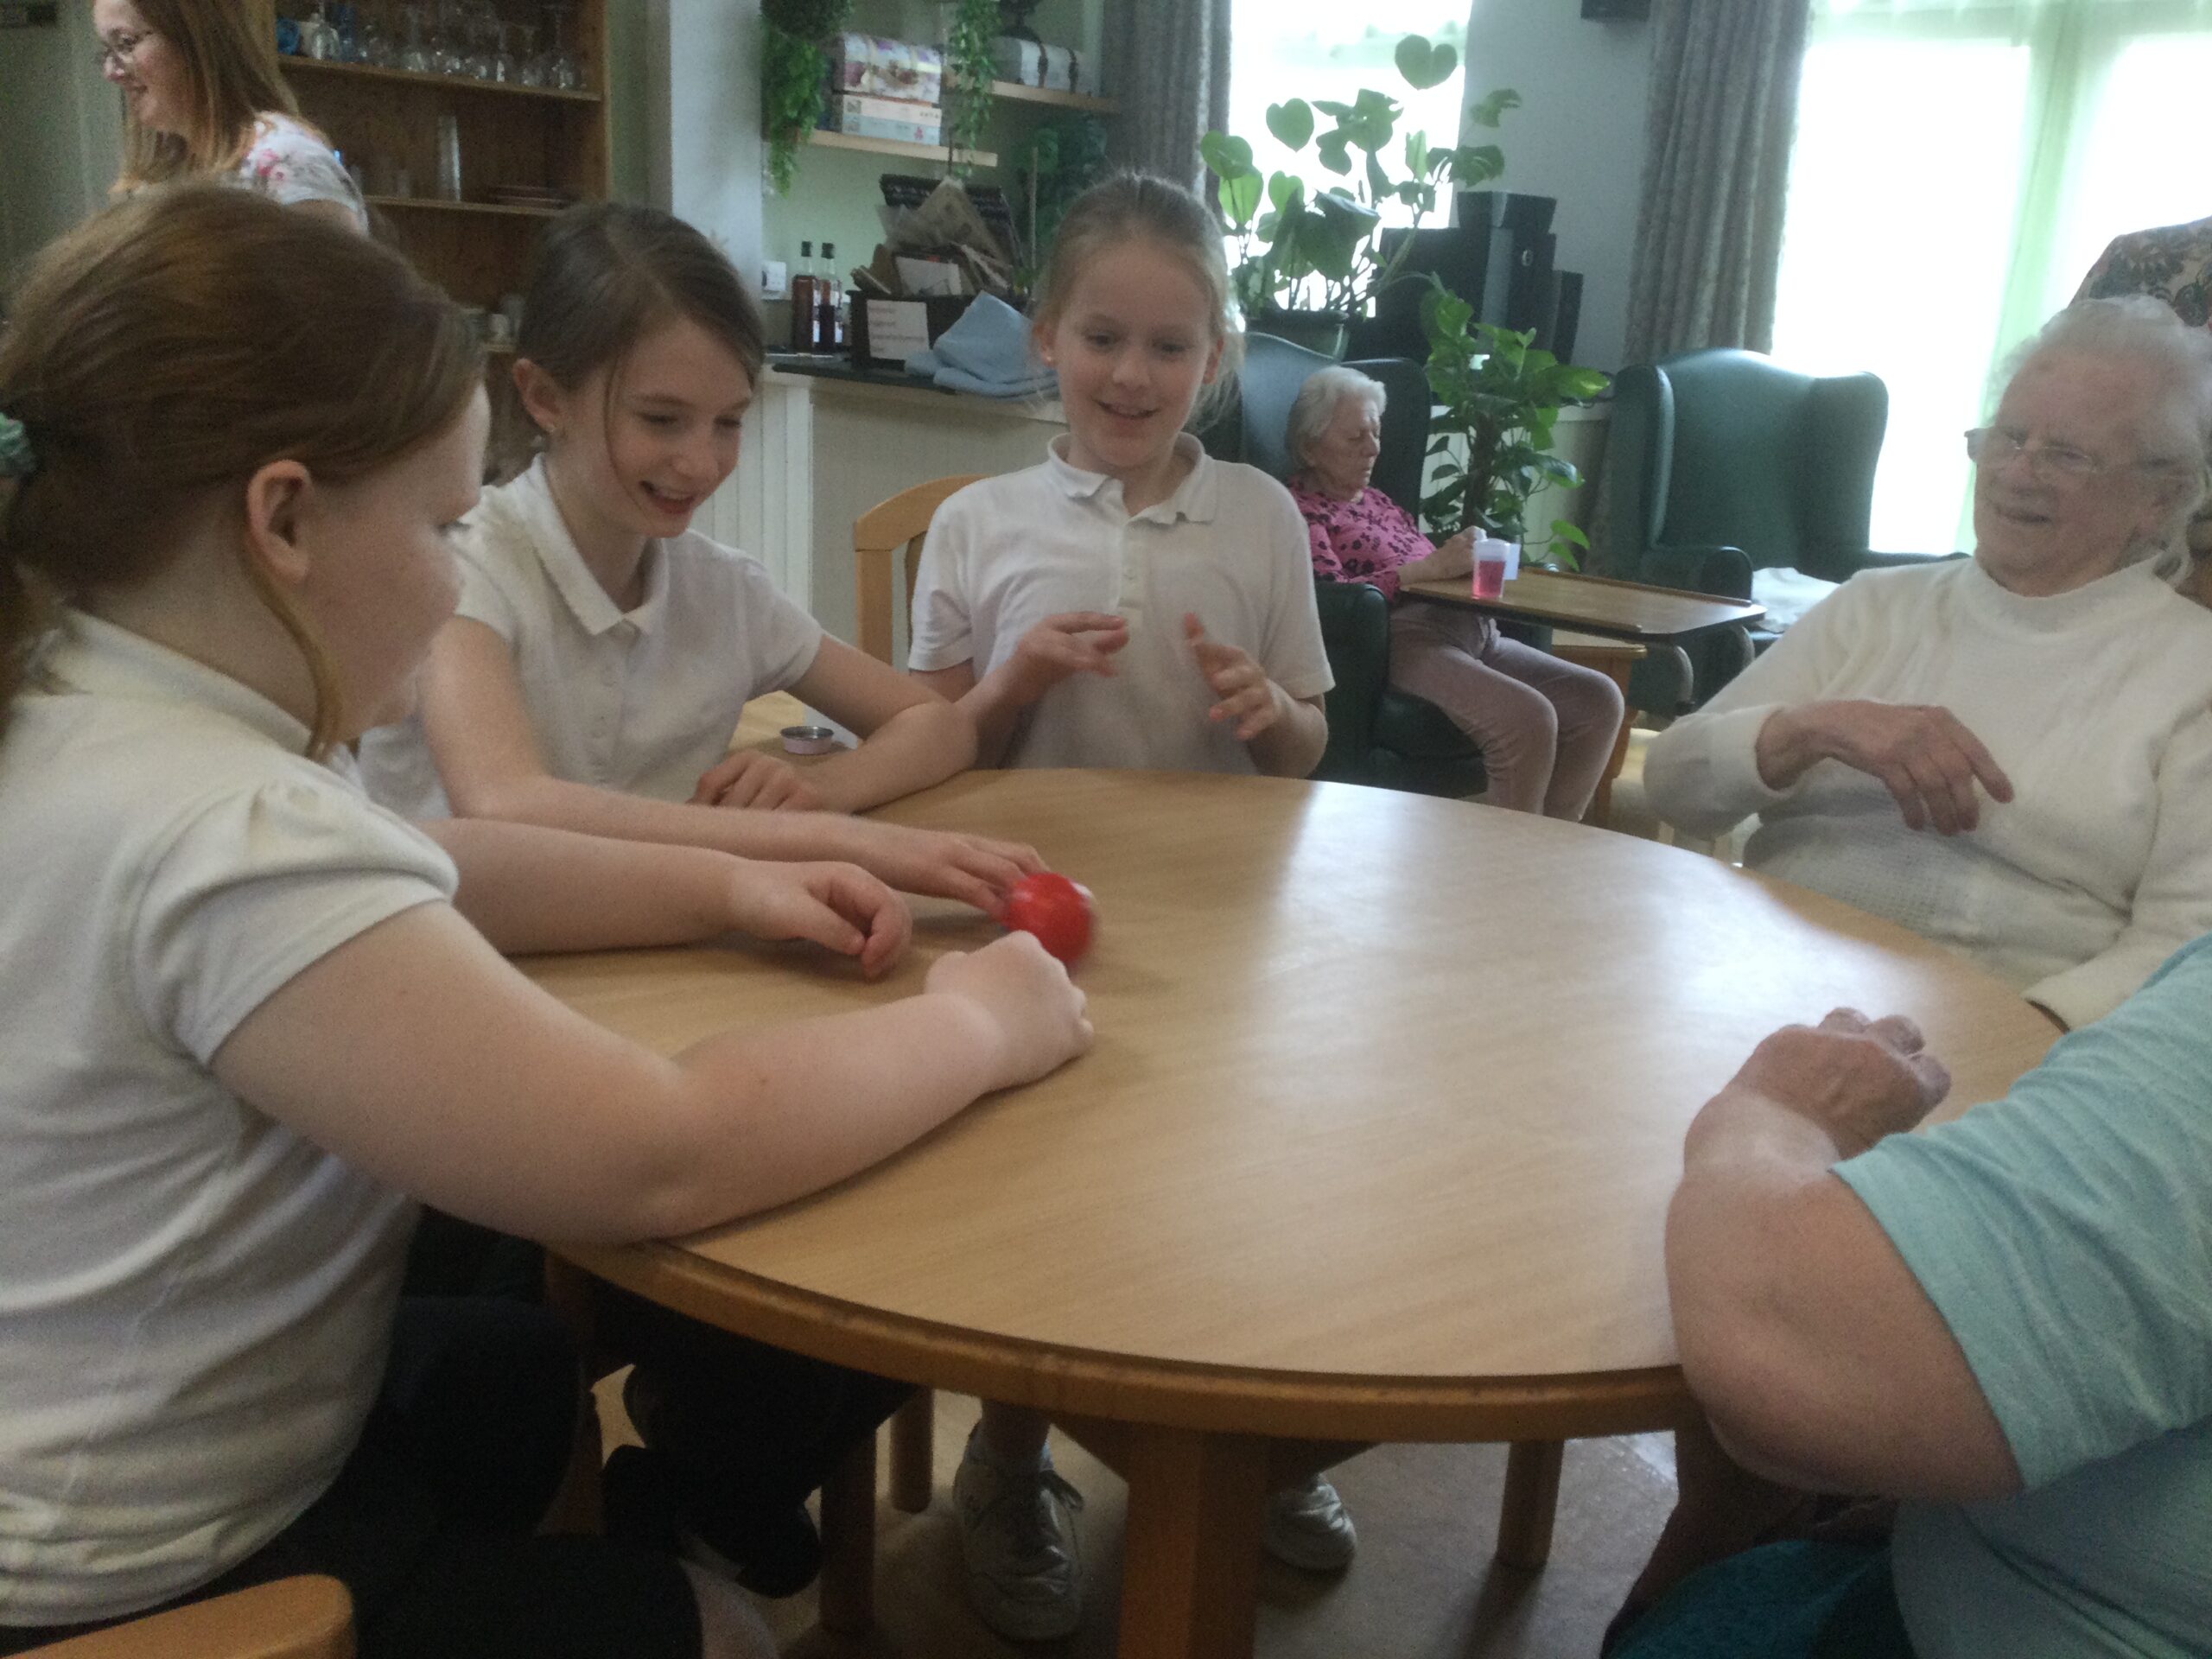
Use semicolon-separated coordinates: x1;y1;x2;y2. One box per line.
691;749;824;812
926;931;1093;1088
823;817;1046;919
726;859;912;978
1185;613;1284;743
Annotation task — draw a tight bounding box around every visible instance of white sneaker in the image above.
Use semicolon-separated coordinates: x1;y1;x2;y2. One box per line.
1262;1474;1357;1572
952;1429;1087;1641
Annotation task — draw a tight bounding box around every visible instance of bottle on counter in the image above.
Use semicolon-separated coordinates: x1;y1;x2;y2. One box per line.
790;239;818;353
817;241;843;353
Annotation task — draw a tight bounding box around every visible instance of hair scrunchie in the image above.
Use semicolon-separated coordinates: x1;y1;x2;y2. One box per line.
0;413;34;482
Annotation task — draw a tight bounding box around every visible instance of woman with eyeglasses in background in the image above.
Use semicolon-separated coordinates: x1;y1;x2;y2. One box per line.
95;0;366;231
1643;296;2212;1034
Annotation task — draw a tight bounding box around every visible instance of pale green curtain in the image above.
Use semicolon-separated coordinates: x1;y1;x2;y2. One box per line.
1623;0;1814;362
1770;0;2212;551
1108;0;1232;191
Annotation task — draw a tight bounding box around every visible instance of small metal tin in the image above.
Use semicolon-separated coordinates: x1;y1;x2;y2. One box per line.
780;724;839;755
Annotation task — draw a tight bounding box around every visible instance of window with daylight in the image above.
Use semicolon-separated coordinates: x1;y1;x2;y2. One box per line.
1224;0;1471;241
1770;0;2212;554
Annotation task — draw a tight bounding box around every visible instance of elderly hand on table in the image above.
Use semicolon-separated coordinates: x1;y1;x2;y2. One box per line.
1689;1008;1951;1162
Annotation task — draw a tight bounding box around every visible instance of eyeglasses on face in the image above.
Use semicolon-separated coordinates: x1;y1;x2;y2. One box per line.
96;29;153;73
1964;426;2184;485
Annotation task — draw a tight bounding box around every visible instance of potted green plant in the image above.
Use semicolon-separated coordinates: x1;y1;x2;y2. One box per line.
942;0;1000;176
1013;112;1109;288
1198;38;1516;356
760;0;853;196
1415;280;1609;569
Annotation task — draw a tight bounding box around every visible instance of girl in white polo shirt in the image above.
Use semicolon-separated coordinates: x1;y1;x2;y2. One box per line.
905;172;1344;1643
0;187;1090;1659
362;202;1033;918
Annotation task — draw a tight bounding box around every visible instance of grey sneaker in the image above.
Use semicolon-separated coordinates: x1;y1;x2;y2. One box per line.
952;1429;1087;1641
1262;1474;1357;1572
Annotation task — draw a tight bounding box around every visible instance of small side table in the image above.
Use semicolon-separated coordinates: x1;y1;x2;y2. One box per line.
1550;631;1645;829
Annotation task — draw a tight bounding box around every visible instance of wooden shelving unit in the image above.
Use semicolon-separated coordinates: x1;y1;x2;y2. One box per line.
988;79;1116;114
368;194;569;219
281;55;601;103
809;129;998;169
277;0;607;310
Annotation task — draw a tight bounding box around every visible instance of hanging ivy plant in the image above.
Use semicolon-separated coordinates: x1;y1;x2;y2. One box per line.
944;0;999;176
760;0;853;196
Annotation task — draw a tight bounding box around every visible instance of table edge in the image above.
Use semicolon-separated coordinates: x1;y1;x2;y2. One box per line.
1401;577;1767;641
557;1240;1695;1443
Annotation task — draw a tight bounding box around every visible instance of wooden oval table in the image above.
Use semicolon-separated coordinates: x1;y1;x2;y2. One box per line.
525;769;2056;1658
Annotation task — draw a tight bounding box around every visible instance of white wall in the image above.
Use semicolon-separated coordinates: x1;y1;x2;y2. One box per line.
0;9;122;284
643;0;765;276
1459;0;1652;371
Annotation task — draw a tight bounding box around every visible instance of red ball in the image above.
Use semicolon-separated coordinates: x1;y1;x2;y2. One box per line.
1005;872;1094;963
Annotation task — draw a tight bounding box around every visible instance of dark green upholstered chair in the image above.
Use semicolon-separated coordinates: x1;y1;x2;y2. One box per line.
1214;332;1486;796
1312;578;1491;795
1604;348;1945;711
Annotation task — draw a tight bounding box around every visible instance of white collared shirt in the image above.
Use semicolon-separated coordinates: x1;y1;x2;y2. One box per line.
0;614;454;1623
908;435;1332;772
359;457;823;816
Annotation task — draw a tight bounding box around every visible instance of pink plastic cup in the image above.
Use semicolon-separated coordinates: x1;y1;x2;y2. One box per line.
1472;551;1508;600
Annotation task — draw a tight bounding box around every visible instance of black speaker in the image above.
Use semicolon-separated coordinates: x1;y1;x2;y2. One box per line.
1537;270;1583;364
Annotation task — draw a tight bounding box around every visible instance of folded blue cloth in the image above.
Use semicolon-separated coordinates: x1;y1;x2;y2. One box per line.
908;293;1058;397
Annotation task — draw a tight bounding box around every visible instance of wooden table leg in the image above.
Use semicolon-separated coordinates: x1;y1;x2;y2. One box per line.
1496;1440;1565;1570
1116;1426;1268;1659
888;1389;935;1514
1550;634;1643;829
817;1425;877;1634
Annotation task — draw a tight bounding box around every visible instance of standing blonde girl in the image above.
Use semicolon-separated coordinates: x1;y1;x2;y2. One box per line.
365;202;1032;913
906;171;1351;1642
0;186;1088;1659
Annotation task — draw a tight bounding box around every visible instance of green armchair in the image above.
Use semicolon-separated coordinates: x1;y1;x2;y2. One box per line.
1604;348;1945;711
1218;332;1486;796
1312;579;1489;795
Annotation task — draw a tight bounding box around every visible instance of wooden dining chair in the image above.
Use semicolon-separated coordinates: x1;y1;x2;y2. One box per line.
24;1576;353;1659
849;474;993;1525
853;474;986;666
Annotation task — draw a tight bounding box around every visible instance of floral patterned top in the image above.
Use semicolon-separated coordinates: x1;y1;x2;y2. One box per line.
2075;214;2212;329
236;112;367;231
1289;480;1435;603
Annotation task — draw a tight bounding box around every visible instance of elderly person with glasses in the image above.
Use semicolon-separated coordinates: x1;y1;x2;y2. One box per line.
96;0;367;231
1285;365;1624;818
1644;297;2212;1031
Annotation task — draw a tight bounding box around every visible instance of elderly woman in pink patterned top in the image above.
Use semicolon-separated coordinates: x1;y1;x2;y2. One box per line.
1285;365;1624;817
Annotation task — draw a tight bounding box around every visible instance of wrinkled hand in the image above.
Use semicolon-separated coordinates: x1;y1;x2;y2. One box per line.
690;749;824;813
1792;701;2013;835
1005;612;1129;703
1435;527;1478;576
1727;1008;1951;1158
925;931;1093;1090
725;860;911;978
1184;613;1281;742
829;817;1044;918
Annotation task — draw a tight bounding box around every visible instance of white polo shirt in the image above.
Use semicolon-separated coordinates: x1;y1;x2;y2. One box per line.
908;435;1332;772
0;613;454;1624
359;457;824;817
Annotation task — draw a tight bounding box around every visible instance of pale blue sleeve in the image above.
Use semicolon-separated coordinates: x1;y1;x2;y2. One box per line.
1835;935;2212;1489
